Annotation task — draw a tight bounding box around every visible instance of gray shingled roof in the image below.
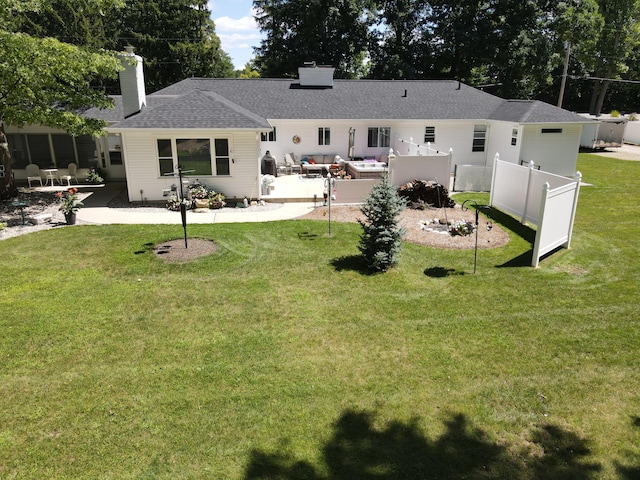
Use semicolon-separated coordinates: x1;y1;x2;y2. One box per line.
86;77;591;129
488;100;593;123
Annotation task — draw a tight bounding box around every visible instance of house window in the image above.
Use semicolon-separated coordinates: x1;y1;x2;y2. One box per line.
511;128;518;146
107;134;123;165
157;139;174;176
6;134;28;169
52;134;75;168
26;134;52;167
541;128;563;134
424;126;436;143
261;128;276;142
176;139;211;176
214;138;230;176
367;127;391;148
318;127;331;145
472;125;487;152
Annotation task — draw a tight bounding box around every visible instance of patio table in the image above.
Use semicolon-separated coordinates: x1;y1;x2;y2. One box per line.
42;168;58;187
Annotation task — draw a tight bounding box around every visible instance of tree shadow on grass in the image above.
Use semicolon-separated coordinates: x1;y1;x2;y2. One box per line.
243;409;601;480
331;255;374;275
616;416;640;479
424;266;467;278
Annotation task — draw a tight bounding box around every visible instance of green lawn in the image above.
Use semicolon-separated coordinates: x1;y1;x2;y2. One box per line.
1;153;638;479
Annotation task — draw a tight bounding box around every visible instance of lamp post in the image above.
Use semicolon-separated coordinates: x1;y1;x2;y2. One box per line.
165;165;194;248
461;199;491;274
325;173;336;236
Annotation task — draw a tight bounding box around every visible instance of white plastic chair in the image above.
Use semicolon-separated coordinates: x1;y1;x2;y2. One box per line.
26;164;43;187
67;163;79;184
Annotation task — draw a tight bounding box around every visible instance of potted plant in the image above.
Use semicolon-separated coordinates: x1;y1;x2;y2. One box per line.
208;191;226;209
188;183;211;209
86;167;104;184
57;188;83;224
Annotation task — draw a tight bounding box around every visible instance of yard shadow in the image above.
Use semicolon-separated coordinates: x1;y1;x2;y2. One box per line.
297;230;320;241
424;266;466;278
483;207;536;244
331;255;372;275
615;416;640;479
497;250;534;268
243;409;602;480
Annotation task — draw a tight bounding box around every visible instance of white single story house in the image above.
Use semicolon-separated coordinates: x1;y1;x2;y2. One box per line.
8;51;593;201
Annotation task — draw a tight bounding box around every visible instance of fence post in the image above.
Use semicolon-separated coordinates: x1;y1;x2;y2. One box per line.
489;153;499;205
531;182;550;267
521;161;535;224
566;171;582;249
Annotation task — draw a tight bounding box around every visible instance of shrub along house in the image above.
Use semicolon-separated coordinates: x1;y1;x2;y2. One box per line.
12;49;593;202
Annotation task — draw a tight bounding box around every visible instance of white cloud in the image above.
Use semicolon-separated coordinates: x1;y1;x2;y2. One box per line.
209;5;263;69
214;15;258;32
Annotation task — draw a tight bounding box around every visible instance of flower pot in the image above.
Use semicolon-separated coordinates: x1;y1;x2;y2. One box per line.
194;198;209;209
64;212;77;225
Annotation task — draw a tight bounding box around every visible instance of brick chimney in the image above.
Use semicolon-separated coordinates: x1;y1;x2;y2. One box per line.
118;46;146;118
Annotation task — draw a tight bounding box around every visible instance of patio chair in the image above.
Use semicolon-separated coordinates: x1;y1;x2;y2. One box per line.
284;153;302;175
59;162;79;185
275;156;290;176
26;164;43;187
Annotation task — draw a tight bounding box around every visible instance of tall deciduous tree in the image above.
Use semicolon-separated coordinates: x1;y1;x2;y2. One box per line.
253;0;374;78
588;0;640;114
367;0;432;79
0;1;122;199
107;1;233;91
18;0;234;92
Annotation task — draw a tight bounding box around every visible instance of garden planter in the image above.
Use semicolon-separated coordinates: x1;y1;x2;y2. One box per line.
64;212;76;225
194;198;209;209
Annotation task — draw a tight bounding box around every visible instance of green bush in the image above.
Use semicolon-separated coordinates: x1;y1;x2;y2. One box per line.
358;175;406;272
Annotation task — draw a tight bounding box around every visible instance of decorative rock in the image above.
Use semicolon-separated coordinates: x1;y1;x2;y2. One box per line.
29;213;52;225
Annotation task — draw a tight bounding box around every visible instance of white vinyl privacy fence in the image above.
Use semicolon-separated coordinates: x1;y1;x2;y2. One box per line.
389;152;452;187
490;159;582;267
453;165;493;192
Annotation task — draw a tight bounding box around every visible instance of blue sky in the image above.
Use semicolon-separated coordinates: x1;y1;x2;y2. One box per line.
208;0;264;70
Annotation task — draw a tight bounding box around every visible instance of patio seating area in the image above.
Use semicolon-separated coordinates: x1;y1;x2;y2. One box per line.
262;174;325;203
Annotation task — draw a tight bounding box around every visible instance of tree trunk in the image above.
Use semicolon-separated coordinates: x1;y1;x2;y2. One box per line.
593;78;612;116
0;119;16;200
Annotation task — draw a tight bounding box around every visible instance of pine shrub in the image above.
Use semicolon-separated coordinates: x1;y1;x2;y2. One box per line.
358;175;406;272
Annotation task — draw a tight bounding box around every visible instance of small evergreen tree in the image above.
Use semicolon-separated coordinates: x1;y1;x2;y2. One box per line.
358;175;406;272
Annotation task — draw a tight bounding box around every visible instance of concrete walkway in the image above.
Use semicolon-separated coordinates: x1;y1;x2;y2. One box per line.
75;183;317;225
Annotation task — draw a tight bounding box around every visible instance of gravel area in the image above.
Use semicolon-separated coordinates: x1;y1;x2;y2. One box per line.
297;204;508;249
0;190;91;241
1;188;508;252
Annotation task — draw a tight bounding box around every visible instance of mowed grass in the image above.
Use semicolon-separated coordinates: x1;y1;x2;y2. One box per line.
1;153;638;479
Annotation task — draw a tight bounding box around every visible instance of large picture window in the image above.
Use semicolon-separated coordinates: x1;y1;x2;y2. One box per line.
472;125;487;152
367;127;390;148
176;139;211;176
157;138;230;177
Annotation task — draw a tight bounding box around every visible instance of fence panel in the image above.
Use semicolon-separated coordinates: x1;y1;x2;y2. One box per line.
531;177;581;267
334;178;381;204
389;153;451;187
490;158;581;267
490;160;530;220
453;165;493;192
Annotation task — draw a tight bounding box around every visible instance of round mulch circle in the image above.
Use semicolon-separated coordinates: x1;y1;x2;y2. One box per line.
153;238;218;263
